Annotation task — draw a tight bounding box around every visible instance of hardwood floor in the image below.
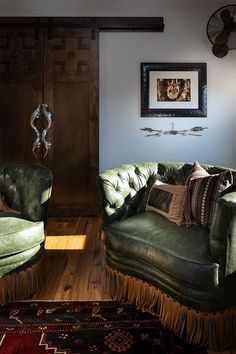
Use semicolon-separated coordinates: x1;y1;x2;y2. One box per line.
33;216;108;301
33;216;235;354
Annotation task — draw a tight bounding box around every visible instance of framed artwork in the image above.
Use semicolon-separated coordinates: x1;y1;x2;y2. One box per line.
141;62;207;117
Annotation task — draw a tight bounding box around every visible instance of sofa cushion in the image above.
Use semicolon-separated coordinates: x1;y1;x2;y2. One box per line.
0;211;23;219
146;181;189;225
0;217;44;257
104;212;218;290
0;244;41;276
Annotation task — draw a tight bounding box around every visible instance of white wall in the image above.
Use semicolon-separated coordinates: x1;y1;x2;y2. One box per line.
1;0;236;170
99;1;236;171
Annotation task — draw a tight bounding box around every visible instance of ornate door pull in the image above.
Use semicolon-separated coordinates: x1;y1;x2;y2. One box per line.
30;105;42;159
30;104;53;160
41;104;53;158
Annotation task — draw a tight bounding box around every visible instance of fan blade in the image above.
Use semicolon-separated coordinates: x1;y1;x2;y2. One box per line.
220;9;232;24
232;6;236;21
215;30;228;45
220;9;236;32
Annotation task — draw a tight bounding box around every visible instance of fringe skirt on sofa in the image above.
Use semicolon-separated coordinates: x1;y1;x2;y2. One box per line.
105;264;236;351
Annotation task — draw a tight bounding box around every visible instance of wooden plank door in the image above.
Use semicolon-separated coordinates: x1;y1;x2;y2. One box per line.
0;26;43;163
44;27;99;215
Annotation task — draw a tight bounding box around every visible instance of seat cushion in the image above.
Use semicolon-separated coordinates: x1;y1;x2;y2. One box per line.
104;211;219;290
0;217;44;257
0;244;41;276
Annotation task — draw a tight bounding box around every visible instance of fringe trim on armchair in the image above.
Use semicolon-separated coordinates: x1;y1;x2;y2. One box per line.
0;258;43;304
105;265;236;351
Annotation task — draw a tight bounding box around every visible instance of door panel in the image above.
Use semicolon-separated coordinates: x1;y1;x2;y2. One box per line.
44;27;99;215
0;27;43;163
53;82;89;205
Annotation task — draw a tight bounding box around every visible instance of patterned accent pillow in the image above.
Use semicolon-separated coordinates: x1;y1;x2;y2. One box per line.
187;162;232;228
186;161;209;183
146;180;191;225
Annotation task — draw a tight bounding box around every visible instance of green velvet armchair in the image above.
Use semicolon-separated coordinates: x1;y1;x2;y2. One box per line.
0;163;53;303
97;162;236;351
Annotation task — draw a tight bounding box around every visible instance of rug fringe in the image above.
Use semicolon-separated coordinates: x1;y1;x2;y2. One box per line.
105;265;236;351
0;258;43;304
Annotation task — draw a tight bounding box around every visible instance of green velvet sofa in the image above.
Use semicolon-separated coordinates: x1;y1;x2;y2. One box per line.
0;164;53;303
97;162;236;350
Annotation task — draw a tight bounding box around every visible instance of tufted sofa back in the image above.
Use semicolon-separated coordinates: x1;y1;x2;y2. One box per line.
0;164;53;222
97;162;236;224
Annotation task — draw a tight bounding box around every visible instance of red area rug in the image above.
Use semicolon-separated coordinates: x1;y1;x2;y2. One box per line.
0;301;206;354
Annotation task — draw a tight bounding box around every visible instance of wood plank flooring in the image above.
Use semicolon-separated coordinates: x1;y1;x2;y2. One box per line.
33;216;108;301
33;216;236;354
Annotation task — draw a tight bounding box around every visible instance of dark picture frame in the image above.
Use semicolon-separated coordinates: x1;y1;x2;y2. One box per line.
141;62;207;117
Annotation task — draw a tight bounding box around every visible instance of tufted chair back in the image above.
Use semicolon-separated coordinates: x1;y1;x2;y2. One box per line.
0;164;53;222
97;162;236;224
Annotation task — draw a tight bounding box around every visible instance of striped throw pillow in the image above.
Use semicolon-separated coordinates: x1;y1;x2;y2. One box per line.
187;162;232;228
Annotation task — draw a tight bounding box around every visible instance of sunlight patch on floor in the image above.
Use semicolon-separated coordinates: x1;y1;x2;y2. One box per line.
45;235;87;250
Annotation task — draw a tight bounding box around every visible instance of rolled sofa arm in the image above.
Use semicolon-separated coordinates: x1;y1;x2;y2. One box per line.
209;191;236;284
0;164;53;222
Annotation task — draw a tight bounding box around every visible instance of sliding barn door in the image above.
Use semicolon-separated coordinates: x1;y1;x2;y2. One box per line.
44;27;99;215
0;24;99;215
0;26;43;163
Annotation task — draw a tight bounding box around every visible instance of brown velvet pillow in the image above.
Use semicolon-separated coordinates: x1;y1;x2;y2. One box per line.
0;195;4;211
0;194;20;214
146;180;191;225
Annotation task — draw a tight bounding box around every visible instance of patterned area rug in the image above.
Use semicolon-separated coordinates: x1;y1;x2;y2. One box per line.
0;301;207;354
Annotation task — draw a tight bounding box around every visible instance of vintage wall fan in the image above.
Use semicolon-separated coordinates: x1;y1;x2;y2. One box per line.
207;4;236;57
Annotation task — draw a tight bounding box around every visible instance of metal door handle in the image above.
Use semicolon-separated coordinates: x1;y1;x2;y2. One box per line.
30;105;42;159
41;104;53;158
30;104;53;159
